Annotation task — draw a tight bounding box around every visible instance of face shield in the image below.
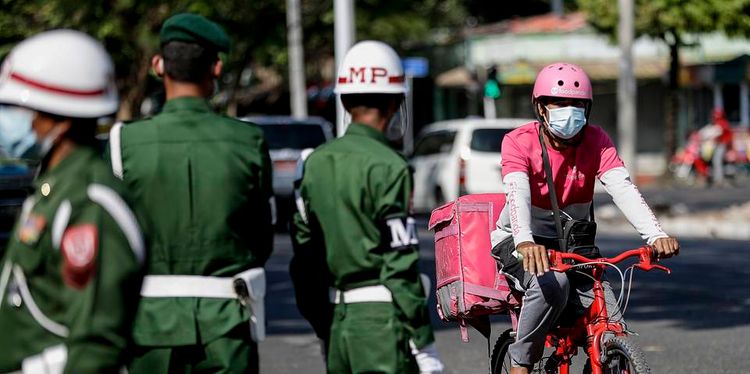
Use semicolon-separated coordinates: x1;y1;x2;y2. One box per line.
340;93;410;142
384;95;409;142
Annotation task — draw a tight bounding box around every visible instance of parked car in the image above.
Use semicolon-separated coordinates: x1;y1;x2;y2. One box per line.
410;118;531;213
239;115;334;228
0;160;35;251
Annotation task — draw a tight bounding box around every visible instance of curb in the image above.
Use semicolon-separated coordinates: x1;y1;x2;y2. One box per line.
596;204;750;241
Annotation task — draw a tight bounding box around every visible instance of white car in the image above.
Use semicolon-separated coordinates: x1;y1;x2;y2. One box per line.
410;118;532;213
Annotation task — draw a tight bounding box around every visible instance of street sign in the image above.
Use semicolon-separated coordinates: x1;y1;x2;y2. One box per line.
402;57;429;78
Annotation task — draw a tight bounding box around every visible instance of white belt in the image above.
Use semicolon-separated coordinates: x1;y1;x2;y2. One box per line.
332;285;393;304
139;269;267;342
140;275;237;298
22;344;66;374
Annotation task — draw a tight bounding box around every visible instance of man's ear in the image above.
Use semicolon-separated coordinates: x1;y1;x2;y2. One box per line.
152;55;164;77
212;59;223;78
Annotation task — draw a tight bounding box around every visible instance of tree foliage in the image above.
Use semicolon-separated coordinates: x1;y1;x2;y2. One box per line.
577;0;750;41
577;0;750;158
0;0;288;117
0;0;469;118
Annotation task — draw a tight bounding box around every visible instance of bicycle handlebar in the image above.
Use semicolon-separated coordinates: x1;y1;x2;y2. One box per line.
547;246;671;274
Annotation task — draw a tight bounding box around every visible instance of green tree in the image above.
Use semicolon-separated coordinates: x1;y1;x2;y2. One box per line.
577;0;750;158
0;0;286;118
0;0;467;119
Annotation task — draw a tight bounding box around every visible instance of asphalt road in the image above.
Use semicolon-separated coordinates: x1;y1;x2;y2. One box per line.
260;230;750;374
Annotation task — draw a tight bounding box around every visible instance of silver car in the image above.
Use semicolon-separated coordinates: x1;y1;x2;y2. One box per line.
239;116;334;227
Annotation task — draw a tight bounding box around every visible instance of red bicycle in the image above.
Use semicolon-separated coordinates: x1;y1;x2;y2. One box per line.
490;246;671;374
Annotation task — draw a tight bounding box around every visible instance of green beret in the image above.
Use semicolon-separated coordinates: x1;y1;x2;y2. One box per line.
160;13;230;53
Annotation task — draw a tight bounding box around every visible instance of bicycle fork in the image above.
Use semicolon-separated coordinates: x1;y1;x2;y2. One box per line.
584;272;625;374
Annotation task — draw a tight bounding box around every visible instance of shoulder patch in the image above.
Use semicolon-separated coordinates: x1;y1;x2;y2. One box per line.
18;214;46;245
61;224;98;289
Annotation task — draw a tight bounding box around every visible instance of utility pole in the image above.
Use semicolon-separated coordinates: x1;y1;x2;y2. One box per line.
286;0;307;119
551;0;564;16
334;0;355;137
618;0;637;178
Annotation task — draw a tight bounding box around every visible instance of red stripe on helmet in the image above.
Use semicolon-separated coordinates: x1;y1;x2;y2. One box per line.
10;72;106;97
389;75;405;83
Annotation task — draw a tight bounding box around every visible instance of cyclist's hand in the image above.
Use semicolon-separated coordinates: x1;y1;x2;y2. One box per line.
516;241;549;276
652;237;680;258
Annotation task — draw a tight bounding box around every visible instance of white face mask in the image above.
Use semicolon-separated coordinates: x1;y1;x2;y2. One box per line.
0;105;65;163
0;106;36;159
545;105;587;140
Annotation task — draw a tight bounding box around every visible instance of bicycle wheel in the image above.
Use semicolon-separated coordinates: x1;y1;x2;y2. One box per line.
596;336;651;374
490;329;514;374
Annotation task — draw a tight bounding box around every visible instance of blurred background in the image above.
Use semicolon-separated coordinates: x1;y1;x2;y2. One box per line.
2;0;749;181
1;2;750;372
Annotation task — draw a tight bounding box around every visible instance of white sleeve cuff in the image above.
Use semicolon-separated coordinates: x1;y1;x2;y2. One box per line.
600;167;668;244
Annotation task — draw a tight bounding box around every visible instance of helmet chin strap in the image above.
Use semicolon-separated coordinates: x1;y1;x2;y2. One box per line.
539;121;585;147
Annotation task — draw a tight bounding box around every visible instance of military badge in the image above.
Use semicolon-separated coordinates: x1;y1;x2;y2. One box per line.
61;224;98;289
18;214;46;245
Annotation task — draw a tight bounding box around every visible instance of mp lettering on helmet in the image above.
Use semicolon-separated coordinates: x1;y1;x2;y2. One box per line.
370;67;387;83
385;217;418;249
349;67;366;83
339;67;403;85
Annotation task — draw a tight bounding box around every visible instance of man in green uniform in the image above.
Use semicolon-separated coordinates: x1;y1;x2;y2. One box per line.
290;40;443;373
0;30;145;373
107;13;274;373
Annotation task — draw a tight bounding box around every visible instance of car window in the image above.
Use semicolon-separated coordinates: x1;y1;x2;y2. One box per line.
259;124;327;150
470;128;512;153
413;131;457;156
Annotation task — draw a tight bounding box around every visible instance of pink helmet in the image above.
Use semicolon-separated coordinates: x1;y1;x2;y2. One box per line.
532;62;592;103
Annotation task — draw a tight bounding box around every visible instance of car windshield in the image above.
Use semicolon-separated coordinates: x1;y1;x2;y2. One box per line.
470;128;512;153
259;124;327;150
413;131;457;156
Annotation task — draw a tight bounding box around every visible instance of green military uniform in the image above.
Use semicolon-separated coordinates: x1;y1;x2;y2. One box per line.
107;14;273;372
0;147;145;373
291;123;434;373
110;96;273;372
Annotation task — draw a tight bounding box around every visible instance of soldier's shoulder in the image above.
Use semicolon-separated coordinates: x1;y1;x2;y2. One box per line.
373;146;409;169
119;116;153;128
217;115;266;139
115;117;154;140
87;157;131;194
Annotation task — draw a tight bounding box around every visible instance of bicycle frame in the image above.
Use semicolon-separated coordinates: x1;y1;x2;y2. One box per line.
542;247;670;374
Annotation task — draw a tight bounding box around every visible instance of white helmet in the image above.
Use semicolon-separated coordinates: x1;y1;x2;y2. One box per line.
0;30;118;118
334;40;407;95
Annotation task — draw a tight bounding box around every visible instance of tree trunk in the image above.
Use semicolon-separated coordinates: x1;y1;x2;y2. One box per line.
117;55;152;121
664;34;680;171
224;45;252;117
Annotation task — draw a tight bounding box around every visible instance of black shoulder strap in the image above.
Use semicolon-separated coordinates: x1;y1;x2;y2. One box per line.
538;127;567;252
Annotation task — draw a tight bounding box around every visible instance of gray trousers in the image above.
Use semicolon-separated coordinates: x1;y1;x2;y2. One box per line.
712;143;727;183
509;271;622;367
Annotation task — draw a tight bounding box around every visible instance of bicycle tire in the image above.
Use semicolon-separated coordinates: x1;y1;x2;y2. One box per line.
594;336;651;374
490;329;514;374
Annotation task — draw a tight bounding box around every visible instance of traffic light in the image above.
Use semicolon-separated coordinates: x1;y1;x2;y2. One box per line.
484;65;501;100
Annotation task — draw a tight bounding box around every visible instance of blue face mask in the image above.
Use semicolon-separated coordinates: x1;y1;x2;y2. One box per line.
545;106;587;140
0;106;37;159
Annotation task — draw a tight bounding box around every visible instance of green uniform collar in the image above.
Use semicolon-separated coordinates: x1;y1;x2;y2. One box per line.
345;123;389;146
36;147;96;191
162;96;212;114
